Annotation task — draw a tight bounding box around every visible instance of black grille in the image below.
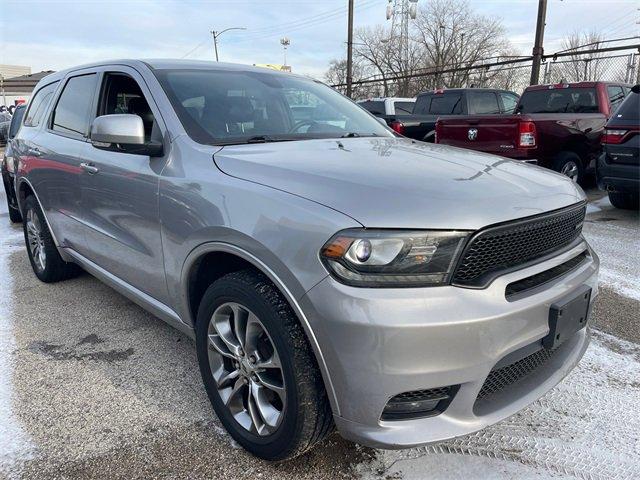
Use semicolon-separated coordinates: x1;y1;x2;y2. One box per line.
389;387;451;403
477;347;556;401
453;203;586;287
505;252;588;299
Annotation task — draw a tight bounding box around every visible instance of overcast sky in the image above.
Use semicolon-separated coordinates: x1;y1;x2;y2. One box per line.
1;0;638;79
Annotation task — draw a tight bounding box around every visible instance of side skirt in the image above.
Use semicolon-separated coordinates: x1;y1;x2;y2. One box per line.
64;248;195;340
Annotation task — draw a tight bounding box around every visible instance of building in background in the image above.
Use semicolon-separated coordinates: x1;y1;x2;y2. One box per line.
0;70;54;114
254;64;292;73
0;64;31;80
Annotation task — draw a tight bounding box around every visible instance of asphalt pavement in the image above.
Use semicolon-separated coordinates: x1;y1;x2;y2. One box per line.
0;169;638;479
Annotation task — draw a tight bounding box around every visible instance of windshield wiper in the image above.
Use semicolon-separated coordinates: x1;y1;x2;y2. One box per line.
216;135;297;146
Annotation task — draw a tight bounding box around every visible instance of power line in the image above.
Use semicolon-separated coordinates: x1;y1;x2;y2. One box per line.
181;38;210;59
235;0;378;42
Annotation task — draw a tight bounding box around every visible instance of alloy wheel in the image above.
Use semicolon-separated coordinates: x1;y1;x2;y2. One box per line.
207;302;286;436
561;161;579;182
26;208;46;272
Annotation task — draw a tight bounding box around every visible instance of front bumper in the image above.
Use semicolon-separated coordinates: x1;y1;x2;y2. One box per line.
300;240;599;449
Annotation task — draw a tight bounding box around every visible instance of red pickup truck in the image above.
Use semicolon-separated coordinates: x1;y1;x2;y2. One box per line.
435;81;633;183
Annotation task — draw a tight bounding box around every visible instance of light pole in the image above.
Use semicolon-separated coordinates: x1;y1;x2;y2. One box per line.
280;37;291;67
211;27;246;61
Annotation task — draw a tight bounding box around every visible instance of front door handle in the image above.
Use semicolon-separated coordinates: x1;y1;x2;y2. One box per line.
80;162;99;174
27;147;42;157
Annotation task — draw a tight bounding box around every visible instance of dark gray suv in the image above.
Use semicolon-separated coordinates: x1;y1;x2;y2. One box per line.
12;60;599;460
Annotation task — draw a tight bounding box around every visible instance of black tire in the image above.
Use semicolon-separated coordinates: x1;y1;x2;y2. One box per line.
608;191;639;210
195;269;333;460
2;173;21;223
553;152;585;184
22;195;81;283
8;202;22;223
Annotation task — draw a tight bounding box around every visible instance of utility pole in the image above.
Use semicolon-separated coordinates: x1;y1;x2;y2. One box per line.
346;0;355;98
529;0;548;85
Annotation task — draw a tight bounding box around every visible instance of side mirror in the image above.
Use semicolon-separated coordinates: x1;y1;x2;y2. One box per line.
376;117;388;127
90;114;162;156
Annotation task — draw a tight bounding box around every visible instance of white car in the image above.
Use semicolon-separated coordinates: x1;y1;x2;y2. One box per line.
357;97;416;117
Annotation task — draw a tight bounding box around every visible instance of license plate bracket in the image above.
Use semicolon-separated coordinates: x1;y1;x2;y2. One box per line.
543;285;591;350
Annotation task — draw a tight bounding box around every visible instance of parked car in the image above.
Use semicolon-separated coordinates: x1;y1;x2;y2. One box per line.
597;84;639;209
435;81;632;183
1;104;26;223
14;60;598;460
0;111;13;145
380;88;520;142
357;97;416;117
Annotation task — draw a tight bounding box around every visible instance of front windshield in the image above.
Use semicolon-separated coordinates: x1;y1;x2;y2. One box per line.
154;68;392;145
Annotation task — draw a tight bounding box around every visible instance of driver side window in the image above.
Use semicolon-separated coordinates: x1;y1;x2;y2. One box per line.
99;73;158;142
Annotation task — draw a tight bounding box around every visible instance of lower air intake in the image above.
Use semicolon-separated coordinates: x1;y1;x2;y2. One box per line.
382;385;458;421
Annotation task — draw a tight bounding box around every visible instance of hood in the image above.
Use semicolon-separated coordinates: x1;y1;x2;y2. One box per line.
213;137;584;230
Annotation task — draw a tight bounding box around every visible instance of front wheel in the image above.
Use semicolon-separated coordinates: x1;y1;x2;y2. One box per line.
195;269;333;460
22;195;81;282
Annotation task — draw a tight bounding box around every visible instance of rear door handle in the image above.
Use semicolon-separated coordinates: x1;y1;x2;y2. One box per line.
80;162;99;174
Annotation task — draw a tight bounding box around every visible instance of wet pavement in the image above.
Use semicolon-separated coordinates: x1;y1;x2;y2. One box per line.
0;174;638;479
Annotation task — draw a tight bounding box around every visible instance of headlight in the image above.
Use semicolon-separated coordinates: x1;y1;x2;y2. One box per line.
320;229;470;287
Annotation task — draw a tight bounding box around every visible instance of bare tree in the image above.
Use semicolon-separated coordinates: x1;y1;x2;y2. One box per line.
550;30;608;82
412;0;509;89
326;0;514;97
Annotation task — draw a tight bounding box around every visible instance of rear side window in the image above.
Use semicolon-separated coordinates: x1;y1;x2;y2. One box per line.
499;92;519;113
607;85;625;111
8;105;26;138
612;92;639;121
518;87;599;114
24;81;58;127
469;92;501;114
415;93;462;115
52;74;98;137
359;101;385;115
394;101;415;115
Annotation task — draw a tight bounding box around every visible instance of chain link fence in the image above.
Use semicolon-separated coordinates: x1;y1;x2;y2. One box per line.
335;46;640;99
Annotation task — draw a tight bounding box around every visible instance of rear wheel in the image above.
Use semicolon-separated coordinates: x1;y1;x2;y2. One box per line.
22;195;81;282
608;191;639;210
195;269;333;460
553;152;585;184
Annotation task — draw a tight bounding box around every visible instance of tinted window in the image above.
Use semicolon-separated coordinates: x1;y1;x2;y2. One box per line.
518;87;599;113
469;92;501;114
359;101;385;115
8;105;26;138
155;69;391;145
52;74;98;137
499;92;519;113
415;93;462;115
394;101;415;115
611;91;639;122
607;85;625;111
24;81;58;127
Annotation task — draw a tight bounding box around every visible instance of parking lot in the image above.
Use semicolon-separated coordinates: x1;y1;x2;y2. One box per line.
0;175;638;479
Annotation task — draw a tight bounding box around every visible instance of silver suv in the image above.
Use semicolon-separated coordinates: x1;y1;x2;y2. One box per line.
12;60;599;460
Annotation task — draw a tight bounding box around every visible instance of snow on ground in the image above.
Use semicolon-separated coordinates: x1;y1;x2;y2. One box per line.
359;331;640;480
0;225;34;475
582;202;640;302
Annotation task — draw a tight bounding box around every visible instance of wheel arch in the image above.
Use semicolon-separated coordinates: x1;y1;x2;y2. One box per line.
180;242;340;415
16;177;63;249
